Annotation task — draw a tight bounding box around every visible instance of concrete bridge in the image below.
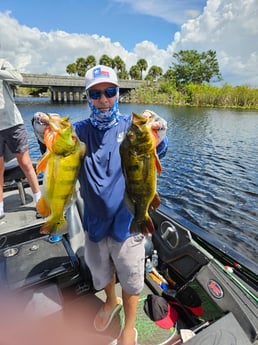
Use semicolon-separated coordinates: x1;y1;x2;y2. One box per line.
21;73;143;102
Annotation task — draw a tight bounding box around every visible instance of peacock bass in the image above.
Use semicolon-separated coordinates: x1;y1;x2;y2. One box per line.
120;112;162;234
36;115;86;235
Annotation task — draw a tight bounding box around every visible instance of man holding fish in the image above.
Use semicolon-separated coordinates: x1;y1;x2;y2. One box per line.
76;65;168;345
37;65;168;345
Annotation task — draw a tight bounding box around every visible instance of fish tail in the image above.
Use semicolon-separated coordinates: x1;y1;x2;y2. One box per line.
130;215;155;235
40;216;68;235
150;192;161;210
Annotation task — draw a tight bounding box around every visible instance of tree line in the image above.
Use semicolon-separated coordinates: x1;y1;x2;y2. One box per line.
65;50;257;109
20;50;257;109
66;50;222;86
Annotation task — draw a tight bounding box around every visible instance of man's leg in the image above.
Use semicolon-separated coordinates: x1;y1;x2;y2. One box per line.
112;234;144;345
94;273;122;331
119;290;139;345
16;151;40;194
103;273;120;311
98;276;139;345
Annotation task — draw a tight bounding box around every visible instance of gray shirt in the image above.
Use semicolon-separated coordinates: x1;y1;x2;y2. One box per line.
0;59;24;130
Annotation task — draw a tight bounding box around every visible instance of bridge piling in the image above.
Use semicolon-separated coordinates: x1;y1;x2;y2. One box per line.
50;89;85;103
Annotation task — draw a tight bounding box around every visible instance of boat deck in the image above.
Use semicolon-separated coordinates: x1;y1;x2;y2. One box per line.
1;180;257;344
0;184;177;345
0;183;44;236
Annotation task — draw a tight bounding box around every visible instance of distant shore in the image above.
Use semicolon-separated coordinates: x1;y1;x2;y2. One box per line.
17;83;258;110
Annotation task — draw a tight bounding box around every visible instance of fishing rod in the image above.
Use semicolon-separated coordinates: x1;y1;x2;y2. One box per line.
212;257;258;303
197;237;257;288
192;240;258;304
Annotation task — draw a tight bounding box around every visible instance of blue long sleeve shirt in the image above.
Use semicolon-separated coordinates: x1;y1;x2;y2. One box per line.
73;114;168;242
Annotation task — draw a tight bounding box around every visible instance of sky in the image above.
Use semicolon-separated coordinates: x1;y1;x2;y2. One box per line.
0;0;257;86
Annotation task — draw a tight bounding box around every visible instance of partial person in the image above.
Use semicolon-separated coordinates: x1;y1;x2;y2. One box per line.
0;58;41;219
35;65;168;345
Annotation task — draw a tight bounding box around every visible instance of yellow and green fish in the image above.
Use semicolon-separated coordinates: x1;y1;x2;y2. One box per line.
120;112;162;234
36;115;86;235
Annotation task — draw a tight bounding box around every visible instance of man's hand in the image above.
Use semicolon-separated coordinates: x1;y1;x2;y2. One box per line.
142;110;167;130
35;112;61;125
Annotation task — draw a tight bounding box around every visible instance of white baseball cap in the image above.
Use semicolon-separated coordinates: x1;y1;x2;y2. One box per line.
85;65;119;90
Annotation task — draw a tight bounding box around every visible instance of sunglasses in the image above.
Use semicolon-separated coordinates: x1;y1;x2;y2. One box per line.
88;87;117;100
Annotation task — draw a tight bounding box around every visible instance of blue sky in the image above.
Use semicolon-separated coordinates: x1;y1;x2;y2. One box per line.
0;0;183;51
0;0;206;50
0;0;257;86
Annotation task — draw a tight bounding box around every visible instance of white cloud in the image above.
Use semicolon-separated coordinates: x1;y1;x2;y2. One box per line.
133;41;171;75
172;0;258;85
0;11;171;76
1;0;258;86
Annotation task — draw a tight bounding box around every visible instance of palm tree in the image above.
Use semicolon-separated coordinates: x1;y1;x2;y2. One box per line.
66;63;77;76
76;57;87;77
145;65;163;81
85;55;97;70
113;56;125;72
113;56;128;79
136;59;148;80
99;54;113;67
129;65;141;80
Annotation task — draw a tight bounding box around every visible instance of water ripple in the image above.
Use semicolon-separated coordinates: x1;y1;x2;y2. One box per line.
157;107;258;264
18;100;258;266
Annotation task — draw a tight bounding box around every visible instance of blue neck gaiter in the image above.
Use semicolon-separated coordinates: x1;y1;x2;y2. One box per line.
87;91;120;130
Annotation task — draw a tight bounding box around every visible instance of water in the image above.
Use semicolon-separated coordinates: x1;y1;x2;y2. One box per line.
16;97;258;264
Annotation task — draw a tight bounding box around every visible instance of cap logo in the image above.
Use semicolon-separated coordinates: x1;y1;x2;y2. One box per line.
93;67;110;79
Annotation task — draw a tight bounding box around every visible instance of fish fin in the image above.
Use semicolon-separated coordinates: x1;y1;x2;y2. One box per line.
155;152;162;175
132;112;148;125
36;152;51;174
150;192;161;210
151;129;159;147
130;215;155;235
44;128;56;151
36;196;51;217
40;216;68;235
80;142;87;157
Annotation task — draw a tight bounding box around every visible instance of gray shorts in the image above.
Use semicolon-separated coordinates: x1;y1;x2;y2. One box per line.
0;125;29;156
84;232;145;295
